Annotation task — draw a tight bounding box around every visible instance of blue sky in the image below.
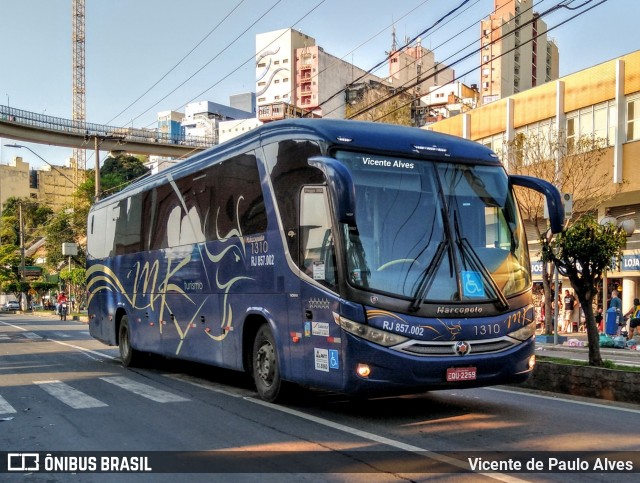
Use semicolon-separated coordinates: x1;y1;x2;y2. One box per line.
0;0;637;169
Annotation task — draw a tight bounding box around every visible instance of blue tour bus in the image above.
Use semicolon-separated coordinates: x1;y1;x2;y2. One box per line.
86;119;563;402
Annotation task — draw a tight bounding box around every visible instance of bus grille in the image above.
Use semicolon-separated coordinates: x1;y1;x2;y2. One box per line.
394;337;518;357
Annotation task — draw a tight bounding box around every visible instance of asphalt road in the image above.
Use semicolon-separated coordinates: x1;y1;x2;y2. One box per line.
1;313;639;482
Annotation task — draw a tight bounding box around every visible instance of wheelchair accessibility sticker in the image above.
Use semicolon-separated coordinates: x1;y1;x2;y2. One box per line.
329;349;339;369
462;271;485;298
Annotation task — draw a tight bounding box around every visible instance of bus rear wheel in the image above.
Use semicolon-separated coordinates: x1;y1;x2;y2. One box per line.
118;316;140;367
252;325;283;402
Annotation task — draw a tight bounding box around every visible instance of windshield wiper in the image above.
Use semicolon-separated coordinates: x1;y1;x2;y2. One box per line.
453;210;509;311
408;240;448;313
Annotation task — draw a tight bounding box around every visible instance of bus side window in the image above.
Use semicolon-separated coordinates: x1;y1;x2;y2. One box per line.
263;140;323;266
300;186;336;289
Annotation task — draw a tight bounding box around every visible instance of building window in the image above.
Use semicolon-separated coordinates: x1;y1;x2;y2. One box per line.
627;95;640;141
566;102;616;147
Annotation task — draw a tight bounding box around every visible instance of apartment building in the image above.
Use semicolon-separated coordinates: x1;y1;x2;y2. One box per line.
480;0;559;104
256;28;386;121
0;156;77;213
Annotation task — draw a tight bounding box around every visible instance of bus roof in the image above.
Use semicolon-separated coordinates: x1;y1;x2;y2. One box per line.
92;119;500;209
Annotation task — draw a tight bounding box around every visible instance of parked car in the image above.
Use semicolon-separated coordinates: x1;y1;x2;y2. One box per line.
3;301;20;311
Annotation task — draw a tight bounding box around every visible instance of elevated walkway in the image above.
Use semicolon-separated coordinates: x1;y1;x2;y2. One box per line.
0;105;212;157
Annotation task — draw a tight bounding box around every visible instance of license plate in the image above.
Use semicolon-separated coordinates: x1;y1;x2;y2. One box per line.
446;367;477;382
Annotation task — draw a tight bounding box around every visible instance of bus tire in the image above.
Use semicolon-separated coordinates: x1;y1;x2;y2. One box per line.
118;316;140;367
252;325;283;402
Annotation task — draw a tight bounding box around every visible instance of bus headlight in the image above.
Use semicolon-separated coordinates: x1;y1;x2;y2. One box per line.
509;322;536;341
333;312;408;347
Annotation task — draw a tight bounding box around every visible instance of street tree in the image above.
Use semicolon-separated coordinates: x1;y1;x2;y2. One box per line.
59;267;87;311
43;209;85;272
504;130;620;335
542;216;628;366
0;197;53;247
0;244;21;285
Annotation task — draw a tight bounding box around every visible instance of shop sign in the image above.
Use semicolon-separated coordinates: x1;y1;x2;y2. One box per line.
621;254;640;271
531;261;544;275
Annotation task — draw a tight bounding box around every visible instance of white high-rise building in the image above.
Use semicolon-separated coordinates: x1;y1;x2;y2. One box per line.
480;0;559;104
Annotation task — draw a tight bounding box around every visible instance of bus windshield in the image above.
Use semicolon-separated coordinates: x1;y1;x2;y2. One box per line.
336;150;530;305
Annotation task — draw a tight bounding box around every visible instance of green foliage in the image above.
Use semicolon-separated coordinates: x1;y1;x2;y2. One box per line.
542;216;627;284
59;267;87;310
100;154;150;196
0;244;21;283
42;210;84;271
542;215;629;366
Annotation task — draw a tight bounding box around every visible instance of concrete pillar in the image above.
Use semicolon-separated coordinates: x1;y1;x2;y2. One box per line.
622;278;637;314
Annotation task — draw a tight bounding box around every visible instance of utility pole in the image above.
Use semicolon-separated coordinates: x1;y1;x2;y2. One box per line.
94;136;101;200
19;202;26;310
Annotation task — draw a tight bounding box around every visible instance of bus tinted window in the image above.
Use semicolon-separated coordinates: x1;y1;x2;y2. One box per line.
264;140;323;267
114;194;143;254
210;153;267;239
145;151;267;250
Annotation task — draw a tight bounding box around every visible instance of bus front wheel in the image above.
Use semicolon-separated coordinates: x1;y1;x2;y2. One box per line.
118;316;140;367
252;325;282;402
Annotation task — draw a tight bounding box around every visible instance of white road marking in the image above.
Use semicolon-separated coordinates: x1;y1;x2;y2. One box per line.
100;376;189;403
0;395;17;414
163;373;254;398
487;387;640;414
22;332;43;339
34;380;107;409
247;398;527;483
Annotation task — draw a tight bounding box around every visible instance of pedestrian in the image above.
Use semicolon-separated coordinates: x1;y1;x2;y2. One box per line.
624;297;640;340
609;290;622;325
563;289;577;332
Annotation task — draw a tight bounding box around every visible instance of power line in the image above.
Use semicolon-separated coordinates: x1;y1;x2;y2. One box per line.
367;0;609;123
128;0;286;126
315;0;487;119
105;0;247;126
228;0;439;131
345;0;573;120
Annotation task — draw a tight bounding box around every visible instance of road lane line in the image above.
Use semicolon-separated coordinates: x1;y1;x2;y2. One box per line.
0;395;17;414
34;380;108;409
487;387;640;414
100;376;189;403
247;398;526;482
163;373;254;398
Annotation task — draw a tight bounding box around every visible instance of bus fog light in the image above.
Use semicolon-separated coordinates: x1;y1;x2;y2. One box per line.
529;355;536;370
356;364;371;378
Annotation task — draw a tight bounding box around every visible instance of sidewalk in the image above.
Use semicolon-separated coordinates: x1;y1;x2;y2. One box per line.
535;330;640;360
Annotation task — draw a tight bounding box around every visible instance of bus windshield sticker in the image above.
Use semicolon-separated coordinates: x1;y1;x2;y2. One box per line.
314;348;329;372
462;271;485;298
311;322;330;337
312;260;325;280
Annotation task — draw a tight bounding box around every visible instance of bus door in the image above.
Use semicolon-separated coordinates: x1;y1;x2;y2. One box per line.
298;187;344;387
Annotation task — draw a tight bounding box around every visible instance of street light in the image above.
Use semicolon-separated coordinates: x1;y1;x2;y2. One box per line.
600;211;637;236
5;144;78;188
